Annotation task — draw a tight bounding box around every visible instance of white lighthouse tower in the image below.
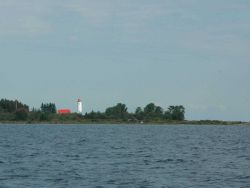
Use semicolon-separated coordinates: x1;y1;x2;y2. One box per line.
77;99;83;114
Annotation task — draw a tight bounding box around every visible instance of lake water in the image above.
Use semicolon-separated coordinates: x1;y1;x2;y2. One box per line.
0;124;250;188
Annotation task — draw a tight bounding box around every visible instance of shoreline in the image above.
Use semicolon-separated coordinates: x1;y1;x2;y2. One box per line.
0;120;249;126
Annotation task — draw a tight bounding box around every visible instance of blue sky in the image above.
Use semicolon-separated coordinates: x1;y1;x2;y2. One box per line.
0;0;250;121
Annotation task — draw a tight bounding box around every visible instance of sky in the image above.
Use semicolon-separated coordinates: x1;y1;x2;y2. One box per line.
0;0;250;121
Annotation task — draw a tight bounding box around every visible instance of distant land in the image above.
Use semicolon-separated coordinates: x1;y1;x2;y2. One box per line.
0;98;248;125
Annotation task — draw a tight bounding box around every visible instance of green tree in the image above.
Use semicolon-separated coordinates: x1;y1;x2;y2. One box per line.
164;111;172;120
28;111;41;121
39;112;50;121
155;106;163;116
166;105;185;120
135;107;144;120
144;103;156;114
0;99;29;113
15;108;28;121
41;103;57;113
135;107;143;114
105;103;128;119
85;111;106;119
143;103;164;119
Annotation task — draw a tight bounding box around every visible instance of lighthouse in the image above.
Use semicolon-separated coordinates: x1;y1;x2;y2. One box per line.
77;99;83;114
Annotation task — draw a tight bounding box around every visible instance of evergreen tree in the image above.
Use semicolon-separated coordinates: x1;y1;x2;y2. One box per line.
40;103;57;113
15;108;28;121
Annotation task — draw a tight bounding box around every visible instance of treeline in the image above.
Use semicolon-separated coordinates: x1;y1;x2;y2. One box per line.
0;99;29;113
0;99;58;121
0;99;30;121
85;103;185;122
0;98;185;123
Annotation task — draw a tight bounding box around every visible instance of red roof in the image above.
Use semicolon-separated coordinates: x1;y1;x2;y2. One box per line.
58;109;71;114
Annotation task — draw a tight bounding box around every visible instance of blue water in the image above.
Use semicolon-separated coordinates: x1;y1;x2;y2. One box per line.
0;124;250;188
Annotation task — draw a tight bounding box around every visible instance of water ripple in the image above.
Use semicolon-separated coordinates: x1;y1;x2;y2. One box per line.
0;124;250;188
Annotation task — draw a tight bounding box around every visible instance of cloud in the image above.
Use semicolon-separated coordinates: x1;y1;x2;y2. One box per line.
188;104;226;111
0;0;53;35
0;16;52;35
1;0;250;51
176;28;250;60
63;1;170;28
64;1;115;25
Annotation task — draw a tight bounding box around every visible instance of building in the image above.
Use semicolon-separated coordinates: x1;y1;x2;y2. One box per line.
77;99;83;114
58;109;71;114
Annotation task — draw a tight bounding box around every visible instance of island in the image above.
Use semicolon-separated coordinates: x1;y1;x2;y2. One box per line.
0;98;247;125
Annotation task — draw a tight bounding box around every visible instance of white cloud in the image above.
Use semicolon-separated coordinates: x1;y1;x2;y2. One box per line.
176;27;250;61
0;16;52;35
188;104;227;111
63;1;170;28
1;0;250;48
0;0;54;35
64;1;115;25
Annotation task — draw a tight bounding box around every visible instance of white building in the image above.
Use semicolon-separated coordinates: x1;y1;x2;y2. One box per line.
77;99;83;114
